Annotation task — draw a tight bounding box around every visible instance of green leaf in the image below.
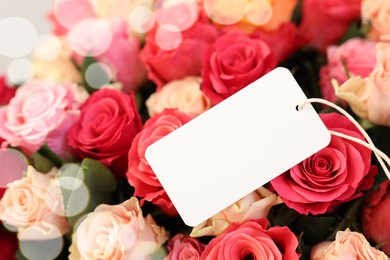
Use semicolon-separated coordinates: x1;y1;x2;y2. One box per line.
294;215;339;246
37;144;66;166
58;159;117;226
31;152;55;173
268;204;301;227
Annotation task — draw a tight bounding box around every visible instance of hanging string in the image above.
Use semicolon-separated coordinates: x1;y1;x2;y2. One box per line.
298;98;390;180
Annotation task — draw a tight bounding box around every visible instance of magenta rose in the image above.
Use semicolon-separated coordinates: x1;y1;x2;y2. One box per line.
362;180;390;256
200;219;300;260
0;75;15;106
271;113;377;215
299;0;361;52
320;38;377;103
166;234;205;260
201;30;276;104
141;6;218;89
127;109;192;215
67;88;142;177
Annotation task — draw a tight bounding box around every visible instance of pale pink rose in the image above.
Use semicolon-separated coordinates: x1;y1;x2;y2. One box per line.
0;166;70;237
320;38;377;103
69;197;168;260
311;229;388;260
362;0;390;42
165;234;205;260
190;187;282;237
0;81;83;153
146;77;211;117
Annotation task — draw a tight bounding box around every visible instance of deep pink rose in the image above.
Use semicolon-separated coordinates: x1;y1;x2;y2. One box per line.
201;30;276;104
271;113;377;215
0;76;16;106
126;109;192;215
251;23;307;63
68;88;142;177
166;234;205;260
362;180;390;256
141;6;218;89
320;38;377;103
200;219;300;260
300;0;361;52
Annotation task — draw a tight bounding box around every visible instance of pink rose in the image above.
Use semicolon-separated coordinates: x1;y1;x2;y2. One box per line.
190;187;282;237
311;229;388;260
362;180;390;256
200;219;300;260
201;30;276;104
166;234;205;260
362;0;390;42
69;197;168;260
299;0;361;52
0;75;16;106
127;109;192;215
67;88;142;177
0;166;70;237
251;22;307;63
141;5;218;89
320;38;377;103
271;113;377;215
146;76;211;117
0;81;82;154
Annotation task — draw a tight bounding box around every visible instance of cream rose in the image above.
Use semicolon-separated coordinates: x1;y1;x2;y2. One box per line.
0;166;70;237
311;229;388;260
69;197;168;260
362;0;390;42
190;187;282;237
146;77;211;117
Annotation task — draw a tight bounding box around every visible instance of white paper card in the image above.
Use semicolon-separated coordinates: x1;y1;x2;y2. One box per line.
145;67;331;226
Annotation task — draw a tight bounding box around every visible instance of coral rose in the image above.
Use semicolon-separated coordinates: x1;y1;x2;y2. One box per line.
362;180;390;256
200;219;300;260
127;109;192;215
0;166;70;237
69;197;168;260
201;30;276;104
362;0;390;42
320;38;377;103
146;77;211;117
0;80;83;154
190;187;282;237
67;88;142;177
271;113;377;215
166;234;205;260
311;229;388;260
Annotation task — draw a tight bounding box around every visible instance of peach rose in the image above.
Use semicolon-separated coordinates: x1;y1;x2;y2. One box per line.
69;197;168;260
146;77;211;117
311;229;388;260
0;80;84;153
362;0;390;42
0;166;70;237
190;187;282;237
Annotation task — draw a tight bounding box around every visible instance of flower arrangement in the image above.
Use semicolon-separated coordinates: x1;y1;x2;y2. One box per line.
0;0;389;259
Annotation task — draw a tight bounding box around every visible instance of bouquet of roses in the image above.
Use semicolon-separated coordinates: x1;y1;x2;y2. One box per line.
0;0;389;259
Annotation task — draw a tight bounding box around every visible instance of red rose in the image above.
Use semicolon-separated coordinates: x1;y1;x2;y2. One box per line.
200;219;299;260
166;234;205;260
362;180;390;256
251;23;307;63
68;88;142;177
141;5;218;89
271;113;377;215
126;109;192;215
0;75;16;106
0;231;18;260
201;30;276;104
299;0;361;52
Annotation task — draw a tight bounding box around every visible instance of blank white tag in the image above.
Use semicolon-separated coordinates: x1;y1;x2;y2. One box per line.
145;67;331;226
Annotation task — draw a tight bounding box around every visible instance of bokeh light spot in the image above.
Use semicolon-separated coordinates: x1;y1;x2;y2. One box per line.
203;0;247;25
155;25;182;51
129;5;155;33
0;17;37;58
85;62;113;89
7;58;34;85
0;149;28;188
155;0;199;31
35;34;62;61
246;0;273;26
